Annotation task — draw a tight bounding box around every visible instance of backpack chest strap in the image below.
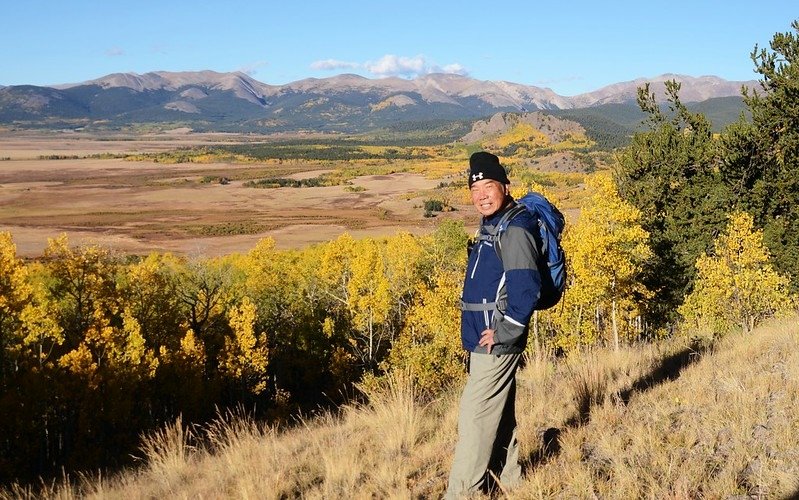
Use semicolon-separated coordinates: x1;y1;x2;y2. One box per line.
460;300;498;311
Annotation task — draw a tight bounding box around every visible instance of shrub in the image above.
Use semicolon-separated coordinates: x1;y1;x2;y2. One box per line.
423;199;444;212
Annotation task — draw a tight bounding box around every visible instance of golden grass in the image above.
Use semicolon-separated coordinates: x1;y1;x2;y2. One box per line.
8;322;799;499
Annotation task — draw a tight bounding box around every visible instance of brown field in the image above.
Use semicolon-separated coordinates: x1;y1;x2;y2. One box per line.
0;131;470;257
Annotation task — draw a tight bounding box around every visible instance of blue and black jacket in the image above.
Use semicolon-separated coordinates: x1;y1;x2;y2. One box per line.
460;199;542;355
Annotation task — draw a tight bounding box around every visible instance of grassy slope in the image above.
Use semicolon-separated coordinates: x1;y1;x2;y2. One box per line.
7;318;799;499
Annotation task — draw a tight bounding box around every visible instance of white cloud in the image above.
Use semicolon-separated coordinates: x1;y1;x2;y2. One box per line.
310;59;360;71
311;55;468;79
365;55;427;77
237;61;269;76
439;63;468;76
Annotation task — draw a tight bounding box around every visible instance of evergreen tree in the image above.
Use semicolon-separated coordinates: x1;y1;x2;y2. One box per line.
723;20;799;287
615;81;731;329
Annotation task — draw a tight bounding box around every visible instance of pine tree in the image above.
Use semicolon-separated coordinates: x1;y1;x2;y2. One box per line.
726;20;799;287
615;80;731;328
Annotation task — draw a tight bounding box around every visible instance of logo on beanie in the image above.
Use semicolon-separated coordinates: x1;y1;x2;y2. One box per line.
468;151;509;187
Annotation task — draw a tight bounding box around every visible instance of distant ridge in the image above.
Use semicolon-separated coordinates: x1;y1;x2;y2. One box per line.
0;71;756;134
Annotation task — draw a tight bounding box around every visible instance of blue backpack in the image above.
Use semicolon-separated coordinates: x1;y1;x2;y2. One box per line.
483;192;567;310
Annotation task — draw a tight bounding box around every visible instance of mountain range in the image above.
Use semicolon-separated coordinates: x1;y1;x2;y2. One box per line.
0;70;757;137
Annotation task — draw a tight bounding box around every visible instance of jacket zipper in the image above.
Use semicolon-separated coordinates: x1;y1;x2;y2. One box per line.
470;241;484;280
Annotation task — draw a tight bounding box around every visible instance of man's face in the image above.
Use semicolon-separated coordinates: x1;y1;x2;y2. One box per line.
470;179;509;217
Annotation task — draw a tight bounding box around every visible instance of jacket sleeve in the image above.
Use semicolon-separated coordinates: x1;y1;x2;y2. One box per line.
493;224;541;346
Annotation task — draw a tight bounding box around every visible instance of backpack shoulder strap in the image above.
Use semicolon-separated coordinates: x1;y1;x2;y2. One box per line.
489;203;527;259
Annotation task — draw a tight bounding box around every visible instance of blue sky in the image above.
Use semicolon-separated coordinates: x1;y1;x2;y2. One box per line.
1;1;795;96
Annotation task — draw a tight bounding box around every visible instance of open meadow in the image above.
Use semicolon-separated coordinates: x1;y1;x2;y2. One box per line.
0;131;479;257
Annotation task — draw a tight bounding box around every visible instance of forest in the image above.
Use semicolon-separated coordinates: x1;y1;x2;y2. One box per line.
1;20;798;489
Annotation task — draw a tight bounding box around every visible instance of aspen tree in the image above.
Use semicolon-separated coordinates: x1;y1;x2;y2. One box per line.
679;211;797;336
346;238;391;368
318;232;355;306
384;231;425;324
0;232;33;381
172;257;234;366
383;268;464;394
219;297;269;394
118;252;183;351
559;172;652;350
43;235;119;349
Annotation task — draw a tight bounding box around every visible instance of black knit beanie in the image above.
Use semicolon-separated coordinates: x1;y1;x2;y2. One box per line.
468;152;509;187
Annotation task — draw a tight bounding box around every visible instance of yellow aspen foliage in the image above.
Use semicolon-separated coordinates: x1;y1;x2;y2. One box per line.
557;172;652;350
347;238;392;365
58;341;99;385
382;268;465;394
0;236;63;369
0;231;31;321
119;252;183;349
319;232;355;306
43;234;118;345
241;237;281;294
118;310;159;376
178;327;206;365
236;237;305;327
291;243;327;307
67;306;158;378
384;232;425;313
157;326;207;389
679;211;797;336
219;297;269;394
19;282;64;366
490;123;551;150
0;235;62;380
510;180;557;202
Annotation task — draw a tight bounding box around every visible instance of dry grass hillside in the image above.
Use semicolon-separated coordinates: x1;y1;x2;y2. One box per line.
7;318;799;499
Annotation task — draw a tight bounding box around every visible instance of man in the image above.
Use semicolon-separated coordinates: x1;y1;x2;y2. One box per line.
445;151;541;498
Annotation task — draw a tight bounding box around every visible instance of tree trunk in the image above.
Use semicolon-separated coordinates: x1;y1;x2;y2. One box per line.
612;298;619;352
368;311;374;366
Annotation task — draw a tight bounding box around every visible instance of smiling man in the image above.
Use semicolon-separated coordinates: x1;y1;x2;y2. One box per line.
445;151;542;498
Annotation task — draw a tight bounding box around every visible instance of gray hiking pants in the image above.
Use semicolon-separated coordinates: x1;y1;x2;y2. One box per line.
445;351;522;498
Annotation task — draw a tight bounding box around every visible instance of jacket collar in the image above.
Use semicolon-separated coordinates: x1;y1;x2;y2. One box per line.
482;196;516;226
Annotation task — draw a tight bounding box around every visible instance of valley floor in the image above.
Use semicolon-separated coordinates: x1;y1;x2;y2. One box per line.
0;132;459;257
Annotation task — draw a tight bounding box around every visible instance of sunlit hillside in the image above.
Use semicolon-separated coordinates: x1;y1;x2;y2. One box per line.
8;318;798;499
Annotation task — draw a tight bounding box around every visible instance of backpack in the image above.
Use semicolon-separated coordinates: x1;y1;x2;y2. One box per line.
480;192;567;311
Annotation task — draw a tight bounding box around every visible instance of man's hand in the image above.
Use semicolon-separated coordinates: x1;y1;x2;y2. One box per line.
479;328;496;354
